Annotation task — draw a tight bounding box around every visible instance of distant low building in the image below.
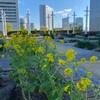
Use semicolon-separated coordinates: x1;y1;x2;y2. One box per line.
30;23;35;30
20;18;27;29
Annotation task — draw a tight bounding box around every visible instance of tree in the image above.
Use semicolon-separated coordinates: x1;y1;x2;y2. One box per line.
20;26;28;35
6;23;12;32
70;25;83;34
40;26;47;31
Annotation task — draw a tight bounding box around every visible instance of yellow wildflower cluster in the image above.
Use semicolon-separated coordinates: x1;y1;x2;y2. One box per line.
58;51;64;56
58;59;67;66
87;71;92;78
59;40;64;44
81;58;87;63
44;36;52;41
90;56;98;63
4;41;11;48
64;85;70;94
66;49;77;62
64;68;72;76
1;54;5;58
76;78;92;91
38;47;44;54
46;53;54;62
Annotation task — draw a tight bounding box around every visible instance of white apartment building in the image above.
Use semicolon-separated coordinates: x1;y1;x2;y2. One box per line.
62;17;70;30
39;5;53;30
0;0;19;31
76;17;83;29
90;0;100;31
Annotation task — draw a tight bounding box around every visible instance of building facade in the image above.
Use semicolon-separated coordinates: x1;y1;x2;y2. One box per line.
0;0;19;31
76;17;83;29
39;5;53;30
90;0;100;31
62;17;70;30
20;18;27;29
30;23;35;30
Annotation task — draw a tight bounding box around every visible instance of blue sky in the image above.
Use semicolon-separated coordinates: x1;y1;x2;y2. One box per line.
19;0;90;30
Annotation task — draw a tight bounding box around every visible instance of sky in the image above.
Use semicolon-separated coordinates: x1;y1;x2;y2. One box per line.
19;0;90;30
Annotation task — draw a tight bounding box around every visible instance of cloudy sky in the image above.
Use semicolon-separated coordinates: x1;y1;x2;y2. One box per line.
19;0;90;30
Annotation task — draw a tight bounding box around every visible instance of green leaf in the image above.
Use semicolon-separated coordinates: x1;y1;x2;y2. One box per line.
26;83;35;92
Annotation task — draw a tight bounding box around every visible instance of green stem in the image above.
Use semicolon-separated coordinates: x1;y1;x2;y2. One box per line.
46;70;61;99
22;89;27;100
28;92;31;100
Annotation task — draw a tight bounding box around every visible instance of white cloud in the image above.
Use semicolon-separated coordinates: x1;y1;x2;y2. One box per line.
19;15;24;18
64;9;72;12
55;8;72;17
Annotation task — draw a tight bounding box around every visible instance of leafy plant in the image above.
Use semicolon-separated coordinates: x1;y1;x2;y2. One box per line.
75;40;97;50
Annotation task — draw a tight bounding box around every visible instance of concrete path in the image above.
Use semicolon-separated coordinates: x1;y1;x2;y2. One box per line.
55;41;100;81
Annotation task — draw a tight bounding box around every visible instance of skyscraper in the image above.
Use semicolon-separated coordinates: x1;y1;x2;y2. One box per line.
90;0;100;31
39;5;53;30
62;17;70;30
76;17;83;29
0;0;19;31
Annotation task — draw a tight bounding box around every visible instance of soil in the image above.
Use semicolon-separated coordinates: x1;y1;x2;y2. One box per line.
8;87;48;100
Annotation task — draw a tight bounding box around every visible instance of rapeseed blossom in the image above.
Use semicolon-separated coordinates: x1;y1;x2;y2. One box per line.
64;68;72;76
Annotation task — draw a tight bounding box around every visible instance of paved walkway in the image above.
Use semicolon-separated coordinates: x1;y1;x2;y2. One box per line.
55;41;100;83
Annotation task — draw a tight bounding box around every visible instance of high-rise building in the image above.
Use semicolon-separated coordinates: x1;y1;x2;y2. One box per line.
30;23;35;30
39;5;53;30
76;17;83;29
90;0;100;31
0;0;19;31
20;18;27;29
62;17;70;30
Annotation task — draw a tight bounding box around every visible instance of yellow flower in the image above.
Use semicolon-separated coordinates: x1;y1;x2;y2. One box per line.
4;41;11;48
58;51;64;56
64;68;72;76
38;47;44;54
75;67;78;71
17;68;26;74
91;84;94;87
64;85;70;92
59;40;64;44
44;36;52;41
2;54;5;58
76;82;87;91
74;61;79;67
39;89;43;93
81;58;86;63
81;78;92;86
46;53;54;62
9;49;12;52
94;89;99;93
0;44;3;48
87;72;92;78
42;65;47;70
58;59;67;66
66;49;76;62
90;56;98;63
